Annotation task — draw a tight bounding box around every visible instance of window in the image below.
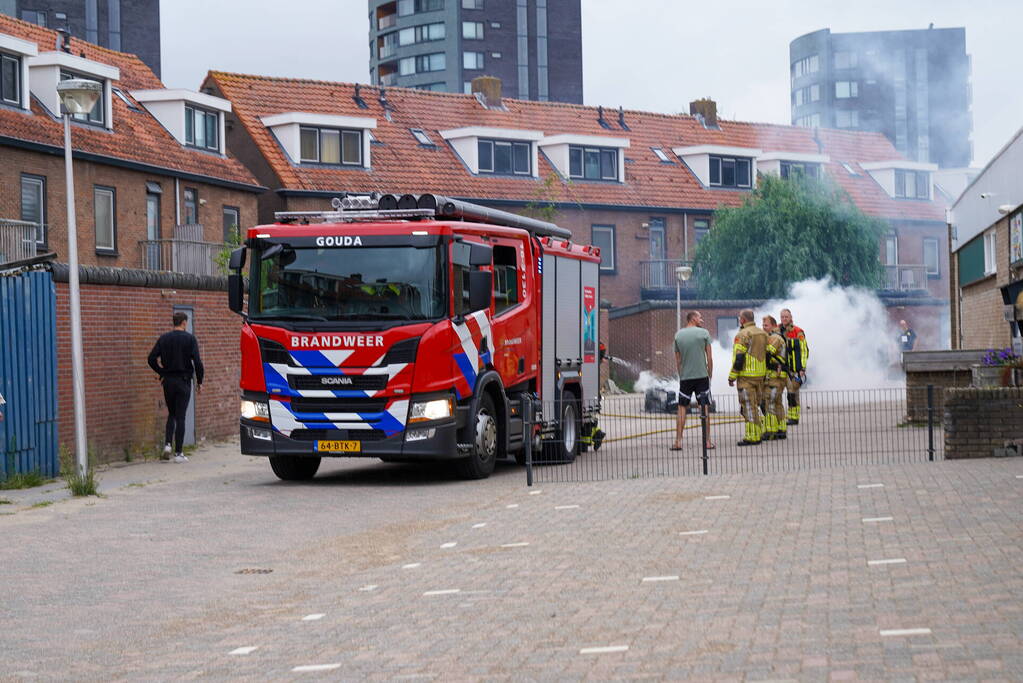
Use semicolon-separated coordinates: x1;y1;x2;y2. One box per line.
397;0;443;15
693;219;710;246
183;188;198;224
463;51;485;70
791;54;819;78
841;162;860;176
413;82;447;92
398;22;445;45
834;51;857;69
651;147;671;163
94;186;115;252
794;113;820;128
20;9;46;25
410;128;434;145
453;264;472;316
835;81;858;99
894;170;929;199
463;21;484;39
20;174;45;247
983;230;997;275
591;225;615;271
568;146;619;181
835;109;859;128
399;52;445;75
923;237;939;276
780;161;820;180
792;84;820;106
223;206;240;243
493;245;519;314
708;156;751;188
185;105;219;151
884;233;898;265
477;139;531;175
59;71;104;125
1;53;20;106
299;127;362;165
462;0;483;7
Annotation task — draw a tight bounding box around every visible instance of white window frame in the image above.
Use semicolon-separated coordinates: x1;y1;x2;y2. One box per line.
569;145;619;181
20;174;46;246
463;51;485;70
0;52;21;106
299;126;363;166
185;104;219;151
923;237;939;276
60;69;105;125
477;138;531;175
983;230;997;275
410;128;434;145
463;21;484;40
835;81;859;99
94;186;116;252
884;233;898;266
651;147;670;162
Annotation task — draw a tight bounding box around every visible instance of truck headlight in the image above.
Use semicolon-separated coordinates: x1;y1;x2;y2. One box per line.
409;397;453;423
241;400;270;422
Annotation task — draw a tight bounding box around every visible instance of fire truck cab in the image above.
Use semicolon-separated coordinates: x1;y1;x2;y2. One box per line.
227;193;601;481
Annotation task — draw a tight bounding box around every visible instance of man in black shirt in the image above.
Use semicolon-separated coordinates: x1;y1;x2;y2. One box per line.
148;312;204;462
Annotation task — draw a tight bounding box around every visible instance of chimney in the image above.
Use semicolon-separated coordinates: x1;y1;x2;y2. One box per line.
689;98;718;128
471;76;502;109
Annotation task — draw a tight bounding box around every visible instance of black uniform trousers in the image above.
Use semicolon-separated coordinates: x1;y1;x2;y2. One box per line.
162;376;192;453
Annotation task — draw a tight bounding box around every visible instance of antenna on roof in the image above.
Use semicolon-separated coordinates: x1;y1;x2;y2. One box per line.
597;106;612;130
617;106;629;131
353;84;368;109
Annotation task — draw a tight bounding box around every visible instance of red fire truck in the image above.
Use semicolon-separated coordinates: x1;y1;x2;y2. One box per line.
226;193;602;480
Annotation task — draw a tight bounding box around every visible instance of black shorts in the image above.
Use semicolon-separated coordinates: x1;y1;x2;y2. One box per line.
678;377;711;407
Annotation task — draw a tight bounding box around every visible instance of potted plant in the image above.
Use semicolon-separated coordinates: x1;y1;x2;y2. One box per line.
973;348;1023;387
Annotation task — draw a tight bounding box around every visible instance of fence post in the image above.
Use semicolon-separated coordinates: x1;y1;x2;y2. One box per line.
523;395;534;487
926;384;935;462
701;406;709;476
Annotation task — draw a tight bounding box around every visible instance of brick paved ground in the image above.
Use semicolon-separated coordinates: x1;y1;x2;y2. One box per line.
1;441;1021;680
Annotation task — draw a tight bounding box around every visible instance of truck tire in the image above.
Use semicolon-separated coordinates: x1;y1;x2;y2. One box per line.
455;393;499;480
544;394;580;464
269;455;321;481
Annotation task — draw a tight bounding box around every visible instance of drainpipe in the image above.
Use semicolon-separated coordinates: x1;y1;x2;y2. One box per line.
683;212;689;261
174;178;180;227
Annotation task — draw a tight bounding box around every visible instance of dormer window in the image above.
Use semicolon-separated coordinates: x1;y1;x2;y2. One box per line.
300;127;362;166
1;52;21;105
478;138;530;175
895;169;930;199
780;161;820;180
569;146;618;181
709;155;752;188
185;105;219;151
60;70;104;125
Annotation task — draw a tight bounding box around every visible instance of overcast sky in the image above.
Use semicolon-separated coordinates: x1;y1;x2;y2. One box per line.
161;0;1023;168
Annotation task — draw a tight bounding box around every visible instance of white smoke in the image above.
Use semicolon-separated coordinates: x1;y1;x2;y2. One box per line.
706;278;902;395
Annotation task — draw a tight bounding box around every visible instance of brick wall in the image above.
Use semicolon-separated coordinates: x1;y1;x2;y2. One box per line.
53;274;241;462
1;146;258;269
956;213;1020;350
943;387;1023;459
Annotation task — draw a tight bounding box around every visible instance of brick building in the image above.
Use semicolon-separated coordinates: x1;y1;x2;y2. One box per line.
205;71;949;332
948;126;1023;353
0;15;263;272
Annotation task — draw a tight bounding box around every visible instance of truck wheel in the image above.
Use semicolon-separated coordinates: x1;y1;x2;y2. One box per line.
544;395;580;464
455;393;499;480
269;455;321;481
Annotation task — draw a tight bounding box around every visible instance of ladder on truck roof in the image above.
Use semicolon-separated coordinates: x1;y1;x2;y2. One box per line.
274;193;571;240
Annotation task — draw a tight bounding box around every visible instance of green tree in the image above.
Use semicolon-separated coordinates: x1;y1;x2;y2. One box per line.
694;173;886;299
524;172;563;223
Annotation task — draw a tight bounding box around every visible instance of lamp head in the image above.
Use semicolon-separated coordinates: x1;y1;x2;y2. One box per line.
998;204;1014;215
675;265;693;282
56;79;102;115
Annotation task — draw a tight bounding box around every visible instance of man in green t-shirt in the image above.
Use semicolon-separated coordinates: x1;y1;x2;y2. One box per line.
671;310;714;451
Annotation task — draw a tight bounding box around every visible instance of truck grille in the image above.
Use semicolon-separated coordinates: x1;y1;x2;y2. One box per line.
290;429;389;442
290;374;388;391
290;398;388;414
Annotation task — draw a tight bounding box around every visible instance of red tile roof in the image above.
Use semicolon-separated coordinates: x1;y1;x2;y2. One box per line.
207;71;945;223
0;15;260;190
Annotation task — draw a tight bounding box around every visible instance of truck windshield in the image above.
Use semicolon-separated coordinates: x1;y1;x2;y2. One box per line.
251;245;445;321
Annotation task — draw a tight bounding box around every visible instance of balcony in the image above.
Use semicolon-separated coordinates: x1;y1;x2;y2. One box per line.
379;43;396;60
640;259;698;300
378;13;396;30
0;219;41;266
882;264;929;292
140;228;225;277
379;72;398;86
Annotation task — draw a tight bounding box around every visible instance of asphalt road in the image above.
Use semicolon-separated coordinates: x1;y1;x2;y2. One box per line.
2;439;1021;681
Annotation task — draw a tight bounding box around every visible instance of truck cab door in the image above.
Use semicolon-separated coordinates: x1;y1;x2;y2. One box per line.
489;236;535;389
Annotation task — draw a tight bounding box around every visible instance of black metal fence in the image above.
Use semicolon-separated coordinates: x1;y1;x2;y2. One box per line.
525;386;941;484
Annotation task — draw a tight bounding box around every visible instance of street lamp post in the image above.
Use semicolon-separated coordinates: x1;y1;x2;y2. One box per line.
675;264;693;330
56;79;102;478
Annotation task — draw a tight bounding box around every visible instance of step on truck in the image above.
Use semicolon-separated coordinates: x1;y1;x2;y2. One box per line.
226;193;602;480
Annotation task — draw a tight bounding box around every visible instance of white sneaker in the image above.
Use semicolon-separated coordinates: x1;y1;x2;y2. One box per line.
162;443;172;459
173;453;188;463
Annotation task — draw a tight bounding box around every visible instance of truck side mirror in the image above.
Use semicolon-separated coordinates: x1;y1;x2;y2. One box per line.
228;246;246;270
228;273;244;314
469;242;492;266
468;270;492;312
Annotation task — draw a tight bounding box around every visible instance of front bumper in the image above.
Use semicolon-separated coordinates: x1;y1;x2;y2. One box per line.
239;418;460;460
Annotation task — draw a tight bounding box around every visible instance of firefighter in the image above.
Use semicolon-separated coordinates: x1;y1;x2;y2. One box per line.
779;308;809;425
728;309;768;446
761;315;788;441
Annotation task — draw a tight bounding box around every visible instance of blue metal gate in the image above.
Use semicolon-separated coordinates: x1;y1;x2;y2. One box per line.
0;270;59;480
